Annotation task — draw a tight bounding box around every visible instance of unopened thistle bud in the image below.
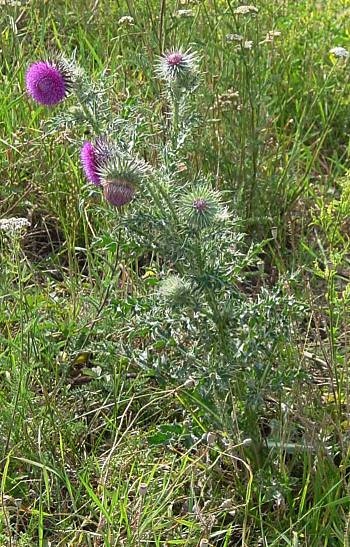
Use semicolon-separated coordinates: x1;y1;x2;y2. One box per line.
179;185;222;230
26;60;73;106
98;152;150;208
156;47;199;86
159;275;192;306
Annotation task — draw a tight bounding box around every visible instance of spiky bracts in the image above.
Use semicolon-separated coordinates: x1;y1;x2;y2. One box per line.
179;185;222;230
26;60;72;106
156;48;199;87
81;137;150;207
99;153;150;207
159;275;192;307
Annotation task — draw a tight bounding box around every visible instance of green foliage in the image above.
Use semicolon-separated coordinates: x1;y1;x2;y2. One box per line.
0;0;349;545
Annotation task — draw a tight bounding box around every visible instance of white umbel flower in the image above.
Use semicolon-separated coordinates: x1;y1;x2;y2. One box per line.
329;46;349;59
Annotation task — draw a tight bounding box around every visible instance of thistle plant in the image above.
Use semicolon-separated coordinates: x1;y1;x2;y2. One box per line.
24;48;298;431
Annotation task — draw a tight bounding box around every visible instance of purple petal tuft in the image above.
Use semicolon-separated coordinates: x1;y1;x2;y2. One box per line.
80;142;101;186
26;62;67;106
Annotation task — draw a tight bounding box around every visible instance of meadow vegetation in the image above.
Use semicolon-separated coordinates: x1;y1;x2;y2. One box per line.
0;0;349;545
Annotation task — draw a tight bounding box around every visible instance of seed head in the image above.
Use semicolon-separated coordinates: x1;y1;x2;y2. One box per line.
26;61;72;106
179;185;222;230
156;47;199;84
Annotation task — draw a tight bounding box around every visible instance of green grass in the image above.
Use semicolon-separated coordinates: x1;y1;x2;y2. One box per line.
1;0;350;545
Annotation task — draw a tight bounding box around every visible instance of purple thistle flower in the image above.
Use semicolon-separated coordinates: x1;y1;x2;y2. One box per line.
156;48;199;82
26;61;71;106
193;198;208;212
167;52;184;66
80;141;101;186
103;179;135;207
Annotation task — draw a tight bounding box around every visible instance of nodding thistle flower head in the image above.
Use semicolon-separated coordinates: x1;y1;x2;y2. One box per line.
179;185;222;230
99;152;151;208
80;137;113;186
26;60;73;106
156;47;199;85
159;275;192;307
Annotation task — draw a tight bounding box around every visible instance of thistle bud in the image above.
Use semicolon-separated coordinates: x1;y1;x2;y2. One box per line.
98;149;150;208
103;179;135;207
155;47;199;88
158;275;192;306
179;185;222;230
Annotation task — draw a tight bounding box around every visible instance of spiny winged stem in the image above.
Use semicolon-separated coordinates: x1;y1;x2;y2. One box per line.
76;93;101;134
170;87;181;151
193;232;228;346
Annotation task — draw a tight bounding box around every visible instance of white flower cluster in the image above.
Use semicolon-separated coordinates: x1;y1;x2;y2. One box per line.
329;47;349;59
234;5;258;15
0;217;30;235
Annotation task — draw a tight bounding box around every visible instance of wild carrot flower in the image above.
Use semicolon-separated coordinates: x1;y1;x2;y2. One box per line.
0;217;30;235
226;33;243;43
156;48;199;83
234;5;258;15
329;46;349;59
118;15;134;26
26;61;72;106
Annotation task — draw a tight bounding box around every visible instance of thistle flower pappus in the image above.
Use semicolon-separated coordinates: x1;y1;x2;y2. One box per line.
159;275;192;306
179;185;222;230
99;152;150;208
26;60;72;106
156;48;199;84
329;46;349;59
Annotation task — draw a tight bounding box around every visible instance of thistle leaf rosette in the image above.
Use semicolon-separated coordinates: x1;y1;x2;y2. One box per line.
179;185;223;230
